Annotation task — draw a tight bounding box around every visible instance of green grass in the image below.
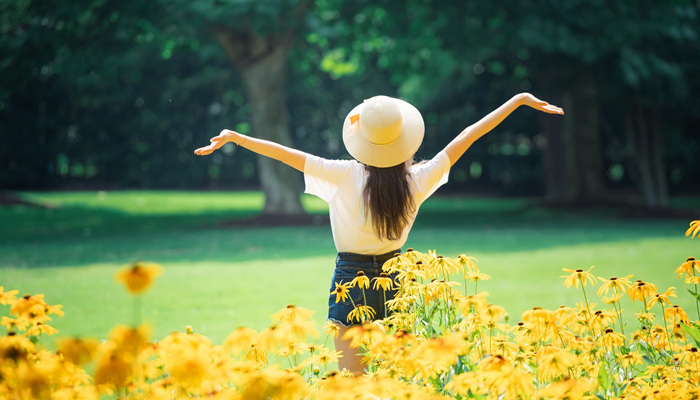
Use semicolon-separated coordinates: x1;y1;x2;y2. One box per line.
1;191;699;348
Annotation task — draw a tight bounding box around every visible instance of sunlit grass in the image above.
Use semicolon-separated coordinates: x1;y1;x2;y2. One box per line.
1;191;698;348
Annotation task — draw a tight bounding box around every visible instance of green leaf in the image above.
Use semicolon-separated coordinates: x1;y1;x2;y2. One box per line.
681;322;700;347
687;289;700;303
597;363;611;392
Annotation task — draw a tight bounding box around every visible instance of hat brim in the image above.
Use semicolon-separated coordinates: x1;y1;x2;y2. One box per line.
342;98;424;168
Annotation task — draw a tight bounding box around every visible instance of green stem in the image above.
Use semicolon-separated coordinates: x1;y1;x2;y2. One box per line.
695;283;700;321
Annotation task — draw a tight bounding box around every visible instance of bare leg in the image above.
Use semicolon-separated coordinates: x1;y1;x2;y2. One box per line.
332;323;364;376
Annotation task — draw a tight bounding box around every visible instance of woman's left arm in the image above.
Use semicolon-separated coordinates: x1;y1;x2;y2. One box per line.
443;93;563;166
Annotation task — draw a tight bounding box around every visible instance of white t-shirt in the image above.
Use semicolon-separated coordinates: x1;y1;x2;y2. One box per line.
304;151;451;254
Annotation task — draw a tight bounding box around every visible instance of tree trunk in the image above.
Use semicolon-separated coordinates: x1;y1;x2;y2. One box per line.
213;28;305;215
624;106;669;209
541;71;606;205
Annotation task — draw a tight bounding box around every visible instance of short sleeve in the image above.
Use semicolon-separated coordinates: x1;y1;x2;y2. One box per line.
409;150;451;203
304;155;356;203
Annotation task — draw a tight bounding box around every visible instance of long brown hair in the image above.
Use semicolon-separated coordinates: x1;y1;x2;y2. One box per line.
363;161;415;241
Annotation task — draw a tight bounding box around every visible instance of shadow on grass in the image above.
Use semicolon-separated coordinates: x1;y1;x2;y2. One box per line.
1;192;697;268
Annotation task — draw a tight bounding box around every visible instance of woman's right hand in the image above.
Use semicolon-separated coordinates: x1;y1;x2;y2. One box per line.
194;130;238;156
517;93;564;115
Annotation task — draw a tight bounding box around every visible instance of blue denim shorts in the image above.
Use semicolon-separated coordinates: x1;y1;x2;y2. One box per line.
327;250;400;327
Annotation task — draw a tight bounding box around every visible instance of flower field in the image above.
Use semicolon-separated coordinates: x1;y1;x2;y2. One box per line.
1;220;700;399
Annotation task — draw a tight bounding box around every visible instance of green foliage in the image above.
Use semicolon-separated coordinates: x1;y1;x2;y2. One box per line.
1;0;699;196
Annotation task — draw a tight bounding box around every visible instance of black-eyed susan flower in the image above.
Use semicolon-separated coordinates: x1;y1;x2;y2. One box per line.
0;287;19;305
456;254;478;273
10;293;46;316
347;305;376;324
466;270;491;283
115;262;162;295
646;287;676;309
223;326;258;355
600;328;625;348
664;305;689;323
686;220;700;238
428;255;459;278
628;280;658;303
676;257;700;279
372;273;395;291
246;344;268;367
57;337;99;365
597;275;633;297
536;346;578;381
323;321;340;339
350;271;370;290
271;304;314;322
1;316;29;332
330;282;352;304
561;267;597;288
94;350;132;389
25;322;59;336
617;351;643;368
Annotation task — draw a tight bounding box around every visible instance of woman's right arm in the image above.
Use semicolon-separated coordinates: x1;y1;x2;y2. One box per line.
194;129;309;172
442;93;563;166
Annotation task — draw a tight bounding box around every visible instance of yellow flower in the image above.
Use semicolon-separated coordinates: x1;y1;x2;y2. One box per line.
522;307;554;324
686;276;700;285
94;350;132;389
372;273;395;291
628;280;658;303
601;293;624;304
347;305;376;324
617;351;643;368
646;287;676;309
428;255;459;277
537;346;578;380
309;348;343;367
686;220;700;238
676;257;700;279
600;328;625;348
271;304;314;322
466;270;491;282
25;322;59;336
456;254;478;273
350;271;370;290
1;316;29;332
246;344;268;367
57;337;99;365
223;326;258;355
561;267;597;288
0;332;36;360
323;321;340;339
597;275;633;297
114;262;162;294
10;293;46;316
664;305;689;323
330;281;351;304
0;286;19;305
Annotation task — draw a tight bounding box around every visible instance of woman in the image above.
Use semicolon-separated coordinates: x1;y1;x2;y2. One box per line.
195;93;563;375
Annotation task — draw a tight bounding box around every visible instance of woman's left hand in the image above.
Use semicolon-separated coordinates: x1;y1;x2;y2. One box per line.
517;93;564;115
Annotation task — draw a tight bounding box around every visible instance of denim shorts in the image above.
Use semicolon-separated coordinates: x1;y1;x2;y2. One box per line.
327;250;400;327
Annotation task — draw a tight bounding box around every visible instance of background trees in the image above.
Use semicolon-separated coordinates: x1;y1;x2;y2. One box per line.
1;0;698;212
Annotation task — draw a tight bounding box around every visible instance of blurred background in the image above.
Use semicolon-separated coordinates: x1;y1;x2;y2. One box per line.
2;0;699;210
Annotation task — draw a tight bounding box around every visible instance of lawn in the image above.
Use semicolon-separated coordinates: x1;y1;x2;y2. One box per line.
1;191;699;348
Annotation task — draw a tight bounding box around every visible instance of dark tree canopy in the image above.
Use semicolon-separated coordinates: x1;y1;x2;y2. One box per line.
2;0;699;210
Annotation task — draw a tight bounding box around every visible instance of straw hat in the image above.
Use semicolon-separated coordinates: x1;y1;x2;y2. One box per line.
342;96;424;168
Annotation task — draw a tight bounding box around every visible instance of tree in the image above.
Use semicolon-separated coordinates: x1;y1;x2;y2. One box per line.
163;0;314;216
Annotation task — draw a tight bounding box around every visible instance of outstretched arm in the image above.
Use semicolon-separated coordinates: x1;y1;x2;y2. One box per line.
443;93;563;166
194;130;309;172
